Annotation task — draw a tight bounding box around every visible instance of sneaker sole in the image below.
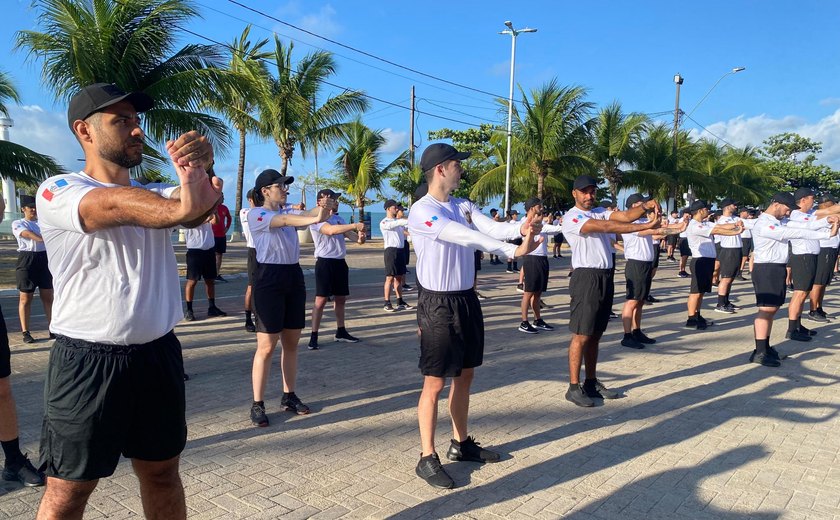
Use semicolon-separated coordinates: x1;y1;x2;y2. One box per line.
334;338;360;343
284;406;310;415
534;327;554;331
518;329;539;334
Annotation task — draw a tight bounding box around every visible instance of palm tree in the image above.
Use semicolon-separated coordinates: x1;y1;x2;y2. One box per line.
506;79;594;200
259;36;369;177
692;140;774;205
203;25;271;233
333;119;408;226
590;101;649;202
16;0;239;162
0;70;64;183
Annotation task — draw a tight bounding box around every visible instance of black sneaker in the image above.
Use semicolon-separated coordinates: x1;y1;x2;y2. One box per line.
184;309;195;322
49;333;57;340
383;302;397;313
608;311;619;319
516;283;524;293
505;269;514;274
807;311;829;323
725;303;741;312
750;351;781;367
582;380;621;399
307;339;319;350
785;329;812;342
798;324;818;336
446;437;500;463
245;321;256;333
250;402;268;427
539;300;552;309
621;336;645;349
518;321;538;334
645;294;659;303
767;346;783;361
2;456;44;487
696;315;712;330
415;453;454;489
565;385;594;407
281;393;310;415
533;319;554;331
402;284;414;291
786;284;794;293
736;275;747;281
21;331;34;344
475;291;488;301
397;300;414;310
335;330;360;343
678;271;690;278
215;275;228;283
207;306;227;317
633;330;656;344
684;317;698;328
817;308;832;319
714;305;735;314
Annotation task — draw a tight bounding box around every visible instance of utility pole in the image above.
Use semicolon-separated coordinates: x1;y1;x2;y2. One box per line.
673;73;685;210
409;86;415;169
0;117;18;217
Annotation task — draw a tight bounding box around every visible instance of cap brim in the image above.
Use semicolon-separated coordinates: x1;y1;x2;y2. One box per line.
89;91;154;120
452;151;471;161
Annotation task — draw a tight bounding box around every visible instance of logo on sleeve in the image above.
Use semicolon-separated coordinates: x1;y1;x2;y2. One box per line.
257;211;266;222
572;213;583;224
424;216;439;227
769;225;775;230
41;178;69;202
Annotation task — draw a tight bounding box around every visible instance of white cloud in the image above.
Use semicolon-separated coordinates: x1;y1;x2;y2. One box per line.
820;97;840;107
688;109;840;168
380;128;408;154
272;2;343;44
489;60;511;77
5;105;82;171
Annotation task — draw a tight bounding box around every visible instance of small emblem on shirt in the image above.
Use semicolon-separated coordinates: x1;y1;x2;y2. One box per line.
769;225;775;230
257;211;266;222
41;178;69;201
424;216;439;227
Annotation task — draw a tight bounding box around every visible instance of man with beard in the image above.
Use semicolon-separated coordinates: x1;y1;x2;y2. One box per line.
35;83;219;519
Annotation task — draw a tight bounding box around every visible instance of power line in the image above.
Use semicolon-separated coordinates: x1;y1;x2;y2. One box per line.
684;114;737;149
225;0;516;101
418;99;499;124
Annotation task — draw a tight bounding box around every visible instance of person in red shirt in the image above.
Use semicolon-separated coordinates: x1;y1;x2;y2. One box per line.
212;188;233;282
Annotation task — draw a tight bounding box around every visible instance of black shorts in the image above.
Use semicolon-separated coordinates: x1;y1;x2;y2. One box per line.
741;237;753;257
252;263;306;333
714;242;722;258
522;255;549;293
0;306;9;379
625;259;653;301
315;257;350;297
679;238;691;257
213;236;227;254
185;248;217;281
752;263;787;308
652;245;661;269
789;253;817;292
384;247;407;276
16;251;53;292
38;331;186;481
247;247;258;285
403;242;411;268
569;268;614;336
718;247;741;279
689;257;715;294
417;287;483;377
474;250;482;272
666;234;679;246
814;247;839;287
553;233;564;244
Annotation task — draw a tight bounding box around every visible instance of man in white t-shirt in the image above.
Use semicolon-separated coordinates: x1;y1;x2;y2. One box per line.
11;195;54;344
34;83;219;519
407;143;541;489
183;216;227;321
808;194;840;322
308;189;365;350
517;197;562;333
738;208;757;274
713;198;744;314
380;200;410;312
561;176;661;408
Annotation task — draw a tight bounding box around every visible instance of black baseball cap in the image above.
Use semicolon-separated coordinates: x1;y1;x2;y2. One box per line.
793;187;815;201
820;193;838;204
384;199;398;210
719;197;738;208
770;192;797;210
524;197;542;211
625;193;650;207
254;169;294;191
19;195;36;208
599;200;614;209
317;188;341;199
573;175;598;190
67;83;154;129
489;208;498;215
688;199;709;213
420;143;471;172
507;209;519;217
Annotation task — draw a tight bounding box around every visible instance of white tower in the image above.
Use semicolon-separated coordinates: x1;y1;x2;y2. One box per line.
0;117;18;216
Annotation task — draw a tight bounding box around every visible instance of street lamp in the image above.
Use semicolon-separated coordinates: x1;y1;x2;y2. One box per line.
686;67;746;120
500;21;537;214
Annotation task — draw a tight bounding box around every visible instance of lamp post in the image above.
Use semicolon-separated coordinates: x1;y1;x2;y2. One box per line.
500;21;537;215
686;67;746;120
672;74;684;210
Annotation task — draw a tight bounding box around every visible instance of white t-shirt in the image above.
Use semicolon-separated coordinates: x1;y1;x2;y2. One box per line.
240;207;254;248
407;195;520;291
36;171;181;345
753;212;830;264
716;215;742;248
740;218;755;238
789;209;826;255
621;218;654;262
248;207;302;264
380;217;407;249
685;219;716;258
12;219;46;252
311;214;348;259
184;221;214;250
561;207;615;269
527;223;562;257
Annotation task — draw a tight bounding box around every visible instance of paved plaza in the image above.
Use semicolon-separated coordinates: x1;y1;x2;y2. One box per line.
1;239;840;519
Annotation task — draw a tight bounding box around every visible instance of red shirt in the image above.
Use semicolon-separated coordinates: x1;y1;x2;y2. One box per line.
211;204;232;237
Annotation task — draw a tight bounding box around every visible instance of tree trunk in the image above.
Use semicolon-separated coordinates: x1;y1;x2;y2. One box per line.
358;198;366;244
610;183;618;206
537;171;545;200
233;127;246;236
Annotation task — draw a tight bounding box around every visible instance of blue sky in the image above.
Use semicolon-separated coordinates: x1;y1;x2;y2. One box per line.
3;0;840;209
